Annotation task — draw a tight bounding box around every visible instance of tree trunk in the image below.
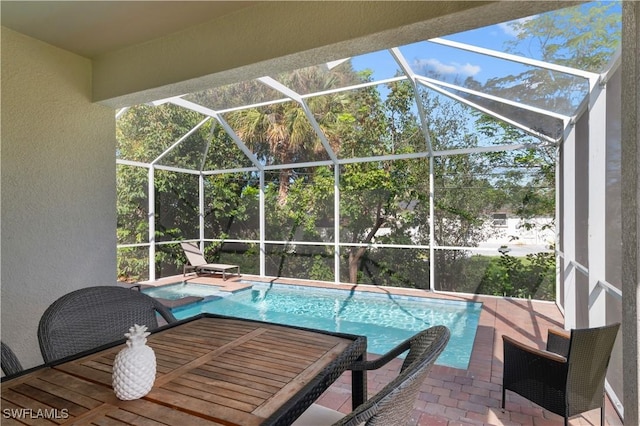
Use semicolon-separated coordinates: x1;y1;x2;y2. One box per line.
348;247;367;283
347;208;386;283
278;169;291;205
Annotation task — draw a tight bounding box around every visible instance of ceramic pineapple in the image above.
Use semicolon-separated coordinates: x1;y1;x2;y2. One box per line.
112;324;156;400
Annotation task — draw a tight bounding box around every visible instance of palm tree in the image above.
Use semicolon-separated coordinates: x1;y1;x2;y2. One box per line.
225;65;353;205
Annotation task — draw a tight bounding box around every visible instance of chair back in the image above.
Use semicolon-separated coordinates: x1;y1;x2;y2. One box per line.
336;325;450;426
181;241;207;266
399;327;444;373
1;341;23;376
565;322;620;417
38;286;177;363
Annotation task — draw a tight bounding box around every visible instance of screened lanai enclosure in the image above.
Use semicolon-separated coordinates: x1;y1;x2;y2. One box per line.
116;1;624;413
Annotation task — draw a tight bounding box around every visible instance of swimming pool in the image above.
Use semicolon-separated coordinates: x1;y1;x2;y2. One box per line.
160;282;481;369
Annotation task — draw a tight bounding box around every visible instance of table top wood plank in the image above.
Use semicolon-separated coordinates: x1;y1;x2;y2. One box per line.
214;351;301;377
200;357;304;386
111;398;226;426
19;378;104;415
172;374;273;400
190;363;286;390
151;328;266;388
40;369;117;402
238;339;326;362
251;341;352;418
153;355;189;373
160;380;261;411
153;347;197;364
53;361;113;387
90;416;132;426
149;341;206;359
197;357;297;383
74;358;114;375
158;318;255;342
2;383;66;422
257;327;346;348
144;387;262;426
1;389;69;425
61;403;122;426
2;315;366;426
185;367;280;395
0;403;55;426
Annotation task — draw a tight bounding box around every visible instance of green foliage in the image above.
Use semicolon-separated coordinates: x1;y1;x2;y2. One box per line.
477;252;556;300
504;2;620;72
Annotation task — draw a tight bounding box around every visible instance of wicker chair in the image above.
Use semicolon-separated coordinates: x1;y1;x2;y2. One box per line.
293;325;451;426
1;341;23;376
38;286;177;363
502;322;620;426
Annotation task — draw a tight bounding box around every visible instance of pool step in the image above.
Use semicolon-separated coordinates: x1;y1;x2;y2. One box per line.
155;296;206;309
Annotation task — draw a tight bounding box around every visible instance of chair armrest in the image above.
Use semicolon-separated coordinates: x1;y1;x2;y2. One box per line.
546;328;570;357
502;334;570;416
151;298;178;324
548;328;570;339
349;340;411;371
503;335;567;364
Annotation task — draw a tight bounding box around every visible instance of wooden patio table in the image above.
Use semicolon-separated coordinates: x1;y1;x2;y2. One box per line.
1;314;367;426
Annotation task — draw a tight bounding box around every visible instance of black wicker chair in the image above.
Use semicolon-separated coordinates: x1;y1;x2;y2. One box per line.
502;322;620;426
1;341;23;376
293;325;451;426
38;285;177;363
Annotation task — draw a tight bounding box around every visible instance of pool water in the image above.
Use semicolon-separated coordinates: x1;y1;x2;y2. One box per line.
168;282;481;369
143;283;224;300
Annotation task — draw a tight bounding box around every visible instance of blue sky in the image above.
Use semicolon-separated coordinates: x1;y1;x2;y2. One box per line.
350;16;525;85
349;1;621;88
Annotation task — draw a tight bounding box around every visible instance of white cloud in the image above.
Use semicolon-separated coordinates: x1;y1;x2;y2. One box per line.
458;63;481;76
414;58;481;77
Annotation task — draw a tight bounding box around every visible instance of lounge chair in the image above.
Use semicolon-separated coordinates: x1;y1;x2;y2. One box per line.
502;322;620;426
38;286;177;363
293;325;451;425
180;241;240;280
1;341;23;376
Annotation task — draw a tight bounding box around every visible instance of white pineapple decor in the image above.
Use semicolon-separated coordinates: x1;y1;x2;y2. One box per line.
112;324;157;400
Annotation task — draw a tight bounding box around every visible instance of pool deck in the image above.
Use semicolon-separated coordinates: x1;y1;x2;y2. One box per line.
138;274;623;426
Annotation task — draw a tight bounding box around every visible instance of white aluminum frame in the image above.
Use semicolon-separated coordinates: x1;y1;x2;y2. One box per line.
115;35;622;327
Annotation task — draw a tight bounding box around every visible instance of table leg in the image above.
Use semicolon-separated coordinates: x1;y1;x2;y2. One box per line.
351;356;367;409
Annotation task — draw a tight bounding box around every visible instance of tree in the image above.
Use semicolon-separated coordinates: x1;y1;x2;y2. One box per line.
224;67;349;205
504;2;620;72
338;76;425;284
483;2;620;117
117;104;210;279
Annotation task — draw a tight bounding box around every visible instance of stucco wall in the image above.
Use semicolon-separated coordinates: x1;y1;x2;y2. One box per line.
1;27;116;369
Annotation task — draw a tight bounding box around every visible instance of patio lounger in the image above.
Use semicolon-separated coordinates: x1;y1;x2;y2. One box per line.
180;241;240;280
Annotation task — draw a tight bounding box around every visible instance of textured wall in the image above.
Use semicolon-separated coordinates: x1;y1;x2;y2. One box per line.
1;28;116;369
622;2;639;424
